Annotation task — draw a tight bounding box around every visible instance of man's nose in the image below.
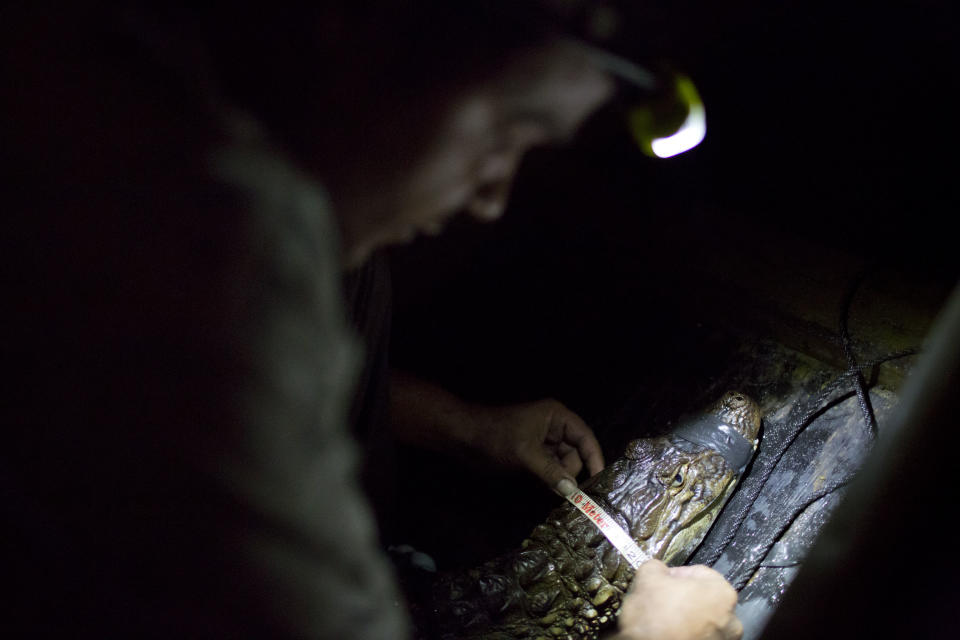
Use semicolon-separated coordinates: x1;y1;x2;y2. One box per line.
466;178;514;221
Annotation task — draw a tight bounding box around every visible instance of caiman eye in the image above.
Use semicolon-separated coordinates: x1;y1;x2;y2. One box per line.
659;465;688;488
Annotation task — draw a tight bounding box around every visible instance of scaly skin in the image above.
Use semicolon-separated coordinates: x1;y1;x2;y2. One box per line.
421;391;761;640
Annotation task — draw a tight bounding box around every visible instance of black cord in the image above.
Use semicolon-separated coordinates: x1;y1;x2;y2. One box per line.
730;475;851;590
694;269;919;583
704;348;916;571
694;372;856;569
837;267;879;437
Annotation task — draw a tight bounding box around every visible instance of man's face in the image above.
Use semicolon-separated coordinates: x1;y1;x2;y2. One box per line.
337;40;615;268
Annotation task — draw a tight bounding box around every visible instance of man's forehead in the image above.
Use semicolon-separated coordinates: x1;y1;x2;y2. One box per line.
491;40;615;137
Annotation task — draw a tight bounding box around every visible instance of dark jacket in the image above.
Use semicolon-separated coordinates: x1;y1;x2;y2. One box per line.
2;7;408;638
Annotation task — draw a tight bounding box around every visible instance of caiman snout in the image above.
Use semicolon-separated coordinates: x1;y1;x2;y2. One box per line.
425;391;762;640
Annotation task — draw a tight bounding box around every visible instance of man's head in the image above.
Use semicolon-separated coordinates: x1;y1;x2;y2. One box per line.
333;38;614;266
196;2;620;267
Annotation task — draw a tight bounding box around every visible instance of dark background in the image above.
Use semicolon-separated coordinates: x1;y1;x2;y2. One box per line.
384;0;957;564
390;0;956;417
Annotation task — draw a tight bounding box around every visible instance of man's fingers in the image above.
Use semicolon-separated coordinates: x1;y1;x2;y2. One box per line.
519;445;578;496
550;404;605;475
559;445;584;477
622;560;742;640
670;565;739;608
722;615;744;640
498;399;605;492
632;559;669;584
669;564;721;579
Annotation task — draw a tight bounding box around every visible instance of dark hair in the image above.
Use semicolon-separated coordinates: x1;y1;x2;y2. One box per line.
179;3;561;153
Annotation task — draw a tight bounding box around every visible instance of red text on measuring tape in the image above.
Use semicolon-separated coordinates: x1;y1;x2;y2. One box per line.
572;493;609;529
567;489;649;569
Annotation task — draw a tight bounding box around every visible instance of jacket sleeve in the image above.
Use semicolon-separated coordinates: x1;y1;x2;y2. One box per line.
189;133;412;639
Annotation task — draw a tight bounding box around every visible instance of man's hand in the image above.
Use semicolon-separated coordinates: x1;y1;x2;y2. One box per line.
614;560;743;640
389;372;604;493
466;398;605;494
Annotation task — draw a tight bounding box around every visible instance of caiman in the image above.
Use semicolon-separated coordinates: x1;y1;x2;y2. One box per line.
413;390;761;640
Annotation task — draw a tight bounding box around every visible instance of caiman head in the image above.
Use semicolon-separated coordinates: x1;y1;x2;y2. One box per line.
580;390;762;565
425;391;762;640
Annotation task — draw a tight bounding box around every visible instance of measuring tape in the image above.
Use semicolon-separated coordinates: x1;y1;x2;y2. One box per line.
564;489;649;570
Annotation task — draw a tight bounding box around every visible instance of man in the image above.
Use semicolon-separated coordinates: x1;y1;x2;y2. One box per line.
339;37;613;514
2;3;740;639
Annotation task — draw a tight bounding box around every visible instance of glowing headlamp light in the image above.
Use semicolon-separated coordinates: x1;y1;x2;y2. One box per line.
628;73;706;158
576;41;707;158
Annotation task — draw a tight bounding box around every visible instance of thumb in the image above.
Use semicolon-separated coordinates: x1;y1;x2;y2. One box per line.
522;447;578;497
627;559;670;595
635;559;670;579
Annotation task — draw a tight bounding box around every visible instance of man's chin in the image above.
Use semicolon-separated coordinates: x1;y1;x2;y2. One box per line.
341;228;418;270
342;243;374;270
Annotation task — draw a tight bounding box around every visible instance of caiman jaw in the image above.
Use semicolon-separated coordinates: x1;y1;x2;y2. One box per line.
657;473;737;564
615;449;740;565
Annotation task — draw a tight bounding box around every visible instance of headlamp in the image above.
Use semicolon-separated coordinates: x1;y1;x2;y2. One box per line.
628;72;706;158
574;40;707;158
